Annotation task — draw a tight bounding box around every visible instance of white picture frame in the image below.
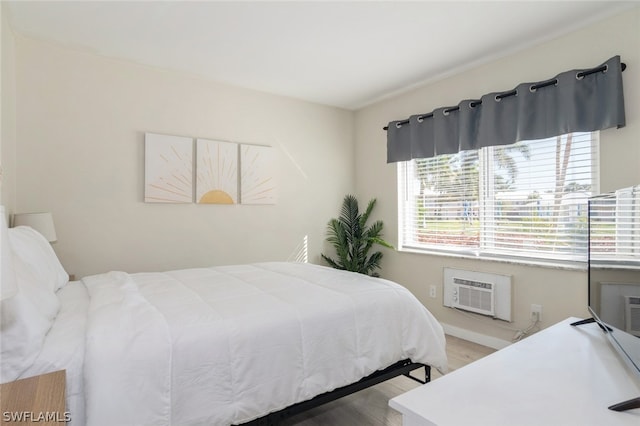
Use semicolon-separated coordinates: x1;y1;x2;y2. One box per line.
240;144;276;205
195;138;238;204
144;133;194;203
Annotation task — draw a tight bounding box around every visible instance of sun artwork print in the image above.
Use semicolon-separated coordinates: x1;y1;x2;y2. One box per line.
240;144;276;205
196;139;238;204
144;133;193;203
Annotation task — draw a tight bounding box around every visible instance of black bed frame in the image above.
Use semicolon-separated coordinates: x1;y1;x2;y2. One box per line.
236;359;429;426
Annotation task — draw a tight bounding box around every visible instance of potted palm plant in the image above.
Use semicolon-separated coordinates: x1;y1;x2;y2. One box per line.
321;194;393;277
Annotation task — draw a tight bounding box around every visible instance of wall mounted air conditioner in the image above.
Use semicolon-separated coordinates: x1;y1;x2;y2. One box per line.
625;295;640;337
443;267;512;322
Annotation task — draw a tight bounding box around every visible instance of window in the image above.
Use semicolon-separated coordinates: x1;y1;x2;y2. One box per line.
398;132;599;264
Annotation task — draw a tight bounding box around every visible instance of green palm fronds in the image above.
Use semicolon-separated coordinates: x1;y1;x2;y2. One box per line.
321;195;393;277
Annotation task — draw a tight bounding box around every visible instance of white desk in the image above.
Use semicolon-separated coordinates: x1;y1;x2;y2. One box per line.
390;318;640;426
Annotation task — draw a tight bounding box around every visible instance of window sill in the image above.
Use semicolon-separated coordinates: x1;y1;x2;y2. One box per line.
397;246;587;272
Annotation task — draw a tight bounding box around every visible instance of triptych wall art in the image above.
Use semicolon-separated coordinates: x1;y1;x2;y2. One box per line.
144;132;276;205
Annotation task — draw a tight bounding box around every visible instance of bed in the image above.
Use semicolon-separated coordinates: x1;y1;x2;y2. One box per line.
0;218;448;426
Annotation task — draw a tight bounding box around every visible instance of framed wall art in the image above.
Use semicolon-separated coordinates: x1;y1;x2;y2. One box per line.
196;138;238;204
144;133;193;203
240;144;276;205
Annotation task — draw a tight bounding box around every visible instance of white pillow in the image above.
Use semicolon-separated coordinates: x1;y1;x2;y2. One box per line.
1;206;17;299
0;287;52;382
0;224;63;382
8;226;69;292
12;253;60;322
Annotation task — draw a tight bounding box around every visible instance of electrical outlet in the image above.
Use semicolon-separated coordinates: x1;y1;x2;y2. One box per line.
530;304;542;322
429;285;437;299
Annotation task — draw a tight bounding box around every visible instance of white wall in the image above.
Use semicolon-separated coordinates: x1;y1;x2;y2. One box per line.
1;3;17;213
14;37;355;277
355;8;640;345
7;6;640;346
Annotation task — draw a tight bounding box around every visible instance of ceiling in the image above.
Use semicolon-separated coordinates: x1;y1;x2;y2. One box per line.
4;1;636;110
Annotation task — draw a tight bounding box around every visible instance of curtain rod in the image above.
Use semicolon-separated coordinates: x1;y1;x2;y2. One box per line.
383;62;627;131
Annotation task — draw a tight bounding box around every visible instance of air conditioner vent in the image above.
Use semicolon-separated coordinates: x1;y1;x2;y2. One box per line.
455;278;494;315
443;268;512;322
625;295;640;337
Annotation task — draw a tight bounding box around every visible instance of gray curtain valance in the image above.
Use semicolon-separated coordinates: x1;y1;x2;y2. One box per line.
386;55;626;163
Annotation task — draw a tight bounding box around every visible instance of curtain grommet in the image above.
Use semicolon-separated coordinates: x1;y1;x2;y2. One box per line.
395;122;402;129
495;90;517;102
417;116;424;123
576;72;585;80
529;85;537;93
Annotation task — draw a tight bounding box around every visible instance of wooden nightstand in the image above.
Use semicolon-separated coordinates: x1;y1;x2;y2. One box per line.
0;370;67;425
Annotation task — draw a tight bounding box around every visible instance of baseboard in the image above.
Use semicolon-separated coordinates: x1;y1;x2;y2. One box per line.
441;323;511;350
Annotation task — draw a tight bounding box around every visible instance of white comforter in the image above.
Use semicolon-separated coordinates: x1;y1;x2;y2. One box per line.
77;262;446;426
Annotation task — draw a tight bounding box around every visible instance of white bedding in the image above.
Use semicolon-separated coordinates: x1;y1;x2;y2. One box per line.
31;262;448;426
20;280;88;426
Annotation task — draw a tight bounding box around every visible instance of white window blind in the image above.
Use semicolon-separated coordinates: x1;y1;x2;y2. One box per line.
589;185;640;266
398;132;599;263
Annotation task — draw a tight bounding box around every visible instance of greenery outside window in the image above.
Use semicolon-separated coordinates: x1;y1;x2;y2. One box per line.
398;132;599;265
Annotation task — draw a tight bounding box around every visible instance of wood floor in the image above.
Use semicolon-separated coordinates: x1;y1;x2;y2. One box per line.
281;335;496;426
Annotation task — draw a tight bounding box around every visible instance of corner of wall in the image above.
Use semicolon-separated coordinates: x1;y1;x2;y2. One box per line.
1;3;17;213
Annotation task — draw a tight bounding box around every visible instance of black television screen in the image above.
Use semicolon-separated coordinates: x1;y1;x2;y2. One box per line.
583;184;640;411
